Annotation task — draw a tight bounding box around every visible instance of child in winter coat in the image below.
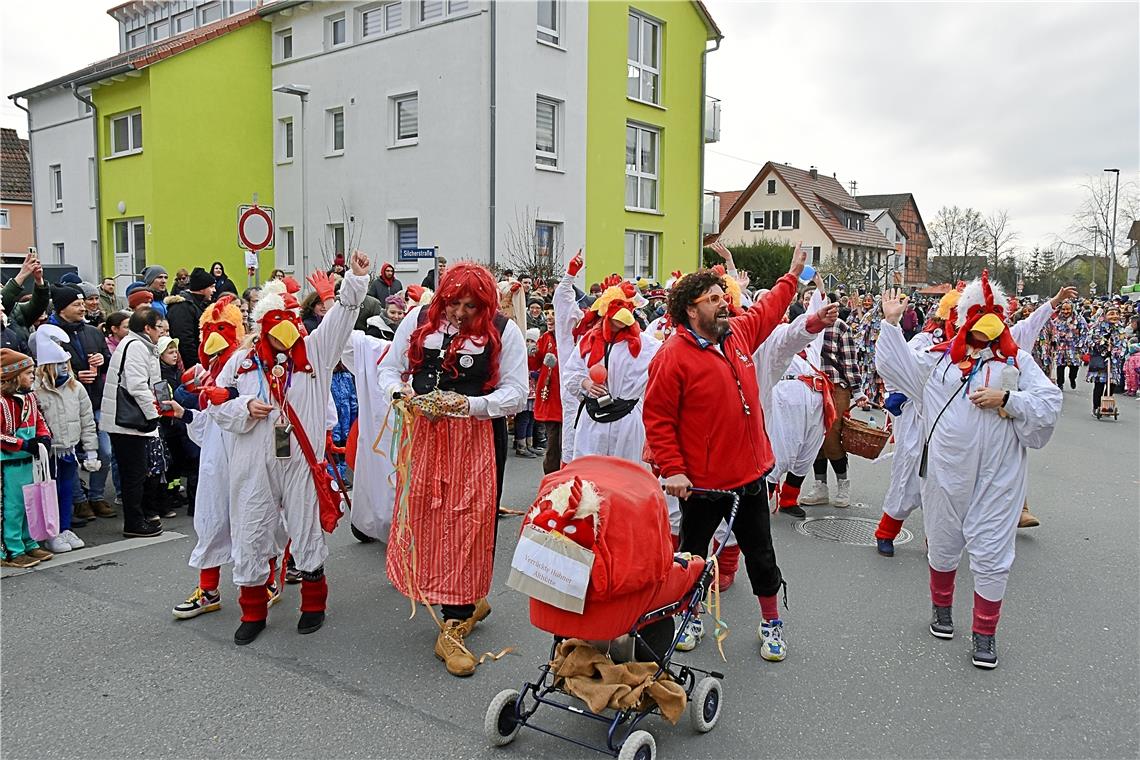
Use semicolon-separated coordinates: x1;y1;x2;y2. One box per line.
1123;344;1140;396
1;348;55;568
32;326;100;553
155;336;190;517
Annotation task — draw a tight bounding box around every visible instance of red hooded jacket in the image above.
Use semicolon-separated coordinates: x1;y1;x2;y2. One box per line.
643;273;799;490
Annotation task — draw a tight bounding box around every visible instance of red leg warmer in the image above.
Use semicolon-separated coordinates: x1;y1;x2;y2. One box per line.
199;566;221;593
758;595;780;621
718;543;741;576
778;484;801;509
238;585;269;623
875;513;905;540
929;566;956;608
972;592;1002;636
300;576;328;613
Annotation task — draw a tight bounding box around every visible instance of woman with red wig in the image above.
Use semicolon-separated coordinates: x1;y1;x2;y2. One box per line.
376;262;528;677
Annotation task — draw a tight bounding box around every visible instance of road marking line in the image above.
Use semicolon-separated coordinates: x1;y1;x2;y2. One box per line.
0;532;188;578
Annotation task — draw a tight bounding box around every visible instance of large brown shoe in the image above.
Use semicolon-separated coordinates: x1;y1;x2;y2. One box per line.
1018;506;1040;528
26;548;54;561
465;598;491;629
73;501;96;521
91;500;118;518
1;554;41;569
434;619;477;677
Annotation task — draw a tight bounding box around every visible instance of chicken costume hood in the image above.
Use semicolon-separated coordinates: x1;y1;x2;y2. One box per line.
572;275;644;367
246;277;312;375
197;294;247;374
933;270;1018;370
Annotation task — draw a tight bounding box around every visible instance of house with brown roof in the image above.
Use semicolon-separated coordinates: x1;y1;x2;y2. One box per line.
855;192;931;287
708;162;895;288
0;128;34;260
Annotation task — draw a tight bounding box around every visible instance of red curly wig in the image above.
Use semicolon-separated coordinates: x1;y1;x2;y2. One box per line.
405;262;502;392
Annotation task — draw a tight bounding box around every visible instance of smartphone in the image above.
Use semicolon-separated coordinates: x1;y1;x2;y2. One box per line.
27;246;38;261
274;421;292;459
153;381;173;411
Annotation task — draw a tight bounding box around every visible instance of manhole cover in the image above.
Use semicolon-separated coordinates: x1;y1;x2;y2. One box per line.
794;516;913;547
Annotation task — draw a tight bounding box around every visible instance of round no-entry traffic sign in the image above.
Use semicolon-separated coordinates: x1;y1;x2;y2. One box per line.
238;205;274;251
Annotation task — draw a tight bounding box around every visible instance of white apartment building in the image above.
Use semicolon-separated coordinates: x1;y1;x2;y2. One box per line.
865;207;907;287
265;0;587;281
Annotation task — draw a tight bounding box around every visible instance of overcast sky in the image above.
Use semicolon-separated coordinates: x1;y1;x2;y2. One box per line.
2;1;1137;252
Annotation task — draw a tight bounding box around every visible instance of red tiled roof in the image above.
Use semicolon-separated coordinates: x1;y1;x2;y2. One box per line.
713;162;894;251
715;190;743;226
0;128;32;202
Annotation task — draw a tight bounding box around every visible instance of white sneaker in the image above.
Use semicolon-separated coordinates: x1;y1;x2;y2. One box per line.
62;530;85;549
759;618;787;661
675;616;704;651
45;535;73;553
799;480;830;506
833;478;852;508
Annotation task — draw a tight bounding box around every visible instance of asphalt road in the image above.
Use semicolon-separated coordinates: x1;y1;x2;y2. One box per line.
2;382;1137;760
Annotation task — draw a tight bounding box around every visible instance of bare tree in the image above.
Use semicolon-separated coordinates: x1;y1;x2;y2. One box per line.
316;199;363;274
982;209;1018;272
503;206;563;285
1064;174;1139;278
927;205;988;283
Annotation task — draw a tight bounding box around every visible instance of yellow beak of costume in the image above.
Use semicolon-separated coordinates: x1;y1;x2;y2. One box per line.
268;320;301;350
611;308;635;327
201;331;230;357
972;313;1006;341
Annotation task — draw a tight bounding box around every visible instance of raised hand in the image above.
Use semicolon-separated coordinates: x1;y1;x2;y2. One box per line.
788;242;807;279
307;270;335;302
1051;285;1078;309
567;249;584;277
815;302;840;328
350;249;371;276
881;289;905;325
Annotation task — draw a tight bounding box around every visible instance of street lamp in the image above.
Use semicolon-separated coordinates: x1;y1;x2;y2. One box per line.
275;84;311;278
1104;168;1120;296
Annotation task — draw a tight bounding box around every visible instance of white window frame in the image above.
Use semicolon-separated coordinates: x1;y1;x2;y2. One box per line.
198;1;222;25
535;96;560;169
394;219;419;262
537;0;559;45
627;11;662;105
625;123;659;212
173;10;194;34
534;221;560;270
150;20;170;42
49;164;63;211
278;226;295;269
276;28;293;60
326;107;345;156
109;110;143;157
624;230;658;280
114;218;147;276
360;2;402;38
326;12;347;49
391;93;418;146
328;223;346;260
126;28;147;49
0;209;10;229
278;117;294;162
52;243;65;264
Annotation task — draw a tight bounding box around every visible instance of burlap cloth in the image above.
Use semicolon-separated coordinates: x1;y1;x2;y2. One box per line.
550;638;687;723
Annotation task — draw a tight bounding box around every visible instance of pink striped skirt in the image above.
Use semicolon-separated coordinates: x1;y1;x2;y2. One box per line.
386;415;496;606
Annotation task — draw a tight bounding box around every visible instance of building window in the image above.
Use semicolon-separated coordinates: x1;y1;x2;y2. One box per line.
77;97;93;117
279;118;294;161
326;108;345;154
173;11;194;34
624;123;658;212
537;0;558;44
114;218;147;275
627;11;661;104
49;165;62;210
126;28;146;49
536;97;559;168
780;210;794;229
328;223;346;260
393;94;418;144
812;246;821;266
110;111;143;156
199;2;222;25
767;179;776;194
150;20;170;42
623;231;658;280
326;13;347;48
395;219;419;261
0;209;10;229
51;243;65;264
277;29;293;60
362;2;401;37
448;0;468;13
280;227;295;269
535;221;559;270
420;0;443;22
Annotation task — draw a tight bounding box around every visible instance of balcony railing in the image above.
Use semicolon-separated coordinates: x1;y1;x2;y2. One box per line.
702;191;720;236
704;96;721;144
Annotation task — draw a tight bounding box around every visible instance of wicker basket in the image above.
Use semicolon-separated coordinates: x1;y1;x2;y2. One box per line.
841;408;891;460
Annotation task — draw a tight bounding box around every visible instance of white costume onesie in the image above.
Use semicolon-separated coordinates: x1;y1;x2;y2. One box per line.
552;274;583;465
211;272;366;586
341;331;394;542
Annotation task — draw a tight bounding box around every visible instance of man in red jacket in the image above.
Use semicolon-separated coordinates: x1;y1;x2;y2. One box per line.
645;246;827;662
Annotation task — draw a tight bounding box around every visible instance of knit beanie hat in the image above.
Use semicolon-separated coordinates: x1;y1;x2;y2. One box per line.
1;348;34;380
78;282;98;298
142;265;168;286
525;327;541;342
51;284;83;312
127;289;154;310
188;267;214;291
59;272;83;286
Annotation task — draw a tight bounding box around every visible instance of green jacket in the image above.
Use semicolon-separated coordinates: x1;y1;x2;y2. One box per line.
1;278;50;340
353;294;384;332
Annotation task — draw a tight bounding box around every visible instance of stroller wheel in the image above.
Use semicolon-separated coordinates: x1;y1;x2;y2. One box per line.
350;525;377;543
689;676;723;733
617;730;656;760
484;689;522;746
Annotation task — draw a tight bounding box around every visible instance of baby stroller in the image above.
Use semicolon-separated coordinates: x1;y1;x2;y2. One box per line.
485;456;737;760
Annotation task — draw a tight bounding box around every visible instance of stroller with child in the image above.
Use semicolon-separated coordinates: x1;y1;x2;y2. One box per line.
485;456;737;760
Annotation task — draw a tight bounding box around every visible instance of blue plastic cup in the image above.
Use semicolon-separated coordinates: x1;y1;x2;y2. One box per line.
799;264;816;284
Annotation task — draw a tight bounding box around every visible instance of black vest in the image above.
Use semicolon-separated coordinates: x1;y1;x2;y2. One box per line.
410;311;508;397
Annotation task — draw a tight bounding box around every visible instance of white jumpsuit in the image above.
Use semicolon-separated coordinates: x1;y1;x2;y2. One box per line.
880;302;1056;522
874;321;1061;601
341;331;394;542
551;275;583;466
211;271;366;587
186;410;234;570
